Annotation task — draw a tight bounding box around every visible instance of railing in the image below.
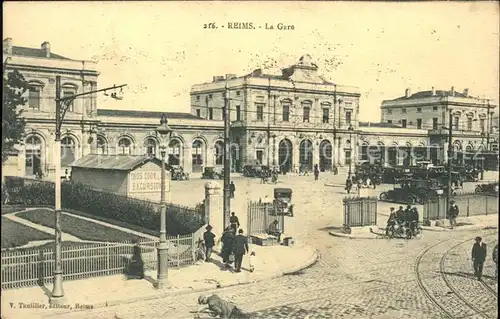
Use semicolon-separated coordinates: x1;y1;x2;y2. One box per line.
1;234;195;290
247;201;285;235
342;196;377;228
423;192;499;220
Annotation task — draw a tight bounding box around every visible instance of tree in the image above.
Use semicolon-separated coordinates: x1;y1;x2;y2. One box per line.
2;69;28;163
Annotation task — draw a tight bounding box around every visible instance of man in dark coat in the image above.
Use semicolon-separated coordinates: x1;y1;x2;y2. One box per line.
233;229;249;273
203;225;216;262
221;227;234;267
345;178;352;194
448;201;459;229
229;212;240;235
314;164;320;181
471;236;487;280
229;181;236;199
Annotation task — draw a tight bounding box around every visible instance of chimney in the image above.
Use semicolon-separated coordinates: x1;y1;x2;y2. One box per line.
431;86;436;96
212;76;224;82
405;88;411;98
450;86;455;96
225;74;236;80
3;38;12;54
463;88;469;97
41;41;50;58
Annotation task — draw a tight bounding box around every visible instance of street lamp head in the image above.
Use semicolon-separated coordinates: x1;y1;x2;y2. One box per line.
156;113;173;137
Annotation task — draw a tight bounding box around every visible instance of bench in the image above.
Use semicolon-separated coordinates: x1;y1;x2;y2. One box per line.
250;233;279;246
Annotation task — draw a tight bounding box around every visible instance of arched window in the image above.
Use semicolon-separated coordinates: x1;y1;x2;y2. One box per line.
118;137;133;155
25;136;43;176
214;141;224;165
192;139;204;172
168;139;182;166
61;136;76;166
97;136;107;155
144;138;156;156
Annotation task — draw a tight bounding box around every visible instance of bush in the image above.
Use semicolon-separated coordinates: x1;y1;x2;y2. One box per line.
5;180;204;236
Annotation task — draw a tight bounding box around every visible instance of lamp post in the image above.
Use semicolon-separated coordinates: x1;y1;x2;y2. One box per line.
156;114;172;289
348;125;354;178
480;131;486;180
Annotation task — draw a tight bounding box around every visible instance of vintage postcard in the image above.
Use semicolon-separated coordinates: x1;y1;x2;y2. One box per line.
1;1;499;318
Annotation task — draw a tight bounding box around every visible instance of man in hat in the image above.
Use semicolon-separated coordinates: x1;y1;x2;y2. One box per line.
203;225;216;262
386;207;397;236
229;212;240;235
197;294;248;318
233;229;249;273
448;201;459;229
471;236;487;280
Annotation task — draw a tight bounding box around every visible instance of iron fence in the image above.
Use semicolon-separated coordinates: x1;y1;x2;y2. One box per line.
423;192;499;220
247;201;285;235
1;234;196;290
342;196;377;228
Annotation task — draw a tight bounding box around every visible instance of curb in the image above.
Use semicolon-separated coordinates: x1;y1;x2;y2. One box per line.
422;225;498;232
41;246;319;318
328;230;385;240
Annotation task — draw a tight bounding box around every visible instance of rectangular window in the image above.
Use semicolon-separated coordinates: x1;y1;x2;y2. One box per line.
433;118;438;130
387;109;392;115
283;105;290;122
208;94;212;99
303;107;310;122
63;90;75;112
387;120;393;124
417;107;422;113
28;86;41;109
236;91;240;96
345;150;352;165
402;119;407;128
433;106;438;111
345;111;352;125
236;105;241;121
256;150;264;165
208;108;213;120
196;95;200;101
480;119;485;132
322;108;329;123
454;116;459;130
417;118;422;129
402;108;407;114
196;109;201;117
467;117;473;131
256;103;264;121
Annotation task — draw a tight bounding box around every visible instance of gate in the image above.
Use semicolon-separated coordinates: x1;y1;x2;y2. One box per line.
342;196;377;230
247;201;285;235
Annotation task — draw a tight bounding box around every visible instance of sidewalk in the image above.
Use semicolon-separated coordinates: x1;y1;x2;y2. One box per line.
1;242;318;319
328;214;498;239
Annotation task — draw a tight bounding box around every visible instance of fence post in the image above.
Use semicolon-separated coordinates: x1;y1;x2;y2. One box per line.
485;195;488;215
177;235;180;268
467;197;470;217
374;198;377;225
106;242;110;275
360;200;364;226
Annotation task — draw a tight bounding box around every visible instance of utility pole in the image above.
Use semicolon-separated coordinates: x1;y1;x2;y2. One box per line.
50;76;127;304
223;84;231;229
447;109;453;207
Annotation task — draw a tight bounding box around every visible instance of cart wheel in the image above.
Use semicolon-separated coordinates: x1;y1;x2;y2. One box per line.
344;226;352;234
379;192;388;201
405;229;412;240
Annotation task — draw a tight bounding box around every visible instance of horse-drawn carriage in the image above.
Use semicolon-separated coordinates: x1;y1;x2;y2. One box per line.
475;182;499;196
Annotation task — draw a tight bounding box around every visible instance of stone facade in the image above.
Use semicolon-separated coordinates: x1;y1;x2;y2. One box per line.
3;39;498;180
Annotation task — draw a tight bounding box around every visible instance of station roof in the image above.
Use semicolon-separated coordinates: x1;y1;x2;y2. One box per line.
71;154;170;171
11;46;70;60
97;109;201;120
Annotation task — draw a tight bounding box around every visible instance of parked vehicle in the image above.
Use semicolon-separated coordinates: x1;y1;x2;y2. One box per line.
201;167;222;179
242;165;263;178
170;166;189;181
475;182;499;196
379;178;449;204
272;188;294;217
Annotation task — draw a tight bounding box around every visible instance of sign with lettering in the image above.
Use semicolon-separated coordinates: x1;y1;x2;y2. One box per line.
129;170;169;193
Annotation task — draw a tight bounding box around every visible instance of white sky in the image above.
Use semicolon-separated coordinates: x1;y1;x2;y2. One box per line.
4;1;499;121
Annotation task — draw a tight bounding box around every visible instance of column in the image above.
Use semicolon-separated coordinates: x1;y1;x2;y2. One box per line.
292;140;300;173
337;137;343;165
333;135;339;166
442;142;449;164
204;181;223;248
183;146;191;174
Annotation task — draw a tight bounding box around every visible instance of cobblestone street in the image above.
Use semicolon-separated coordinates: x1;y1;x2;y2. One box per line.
50;174;498;319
